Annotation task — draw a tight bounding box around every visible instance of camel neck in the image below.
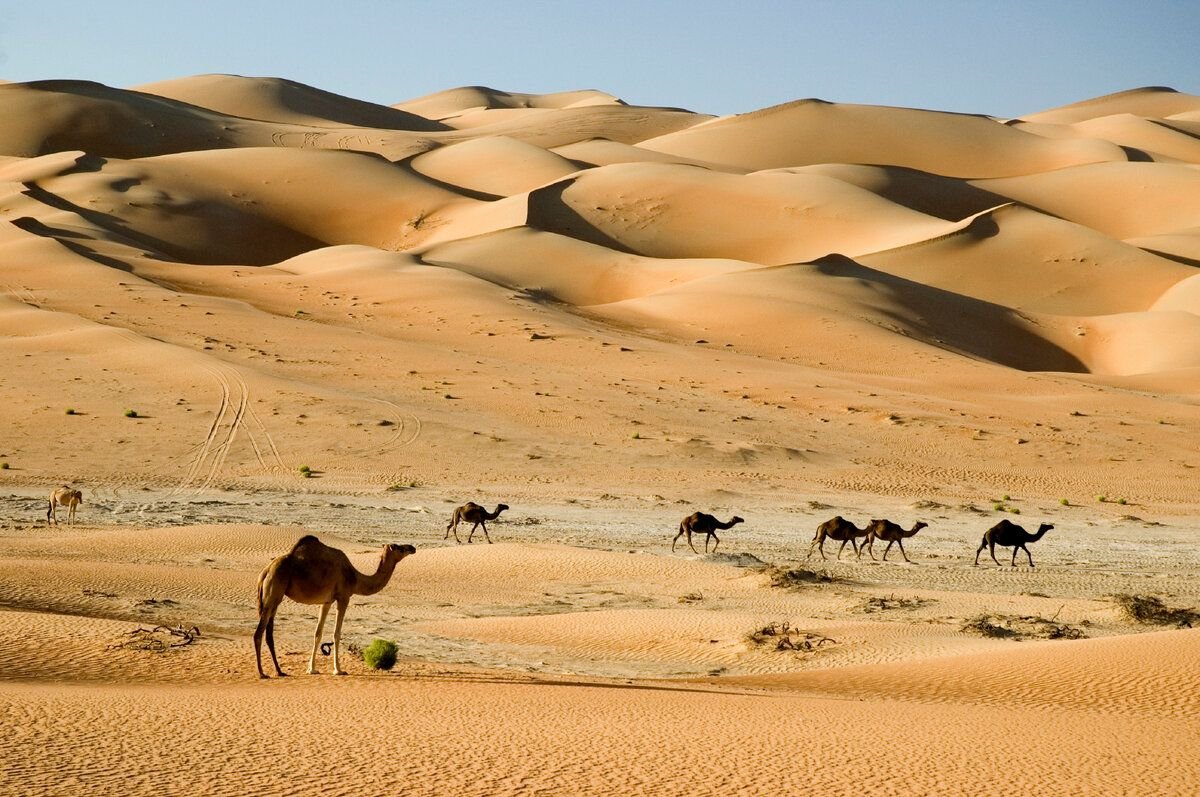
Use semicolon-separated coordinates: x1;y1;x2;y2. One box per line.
355;556;398;596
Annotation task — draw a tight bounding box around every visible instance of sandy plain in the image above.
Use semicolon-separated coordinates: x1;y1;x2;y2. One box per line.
1;77;1199;796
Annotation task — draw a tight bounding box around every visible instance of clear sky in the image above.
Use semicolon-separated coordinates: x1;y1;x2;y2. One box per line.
1;1;1196;118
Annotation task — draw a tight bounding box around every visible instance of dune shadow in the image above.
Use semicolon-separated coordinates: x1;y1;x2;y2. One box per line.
526;179;639;254
810;254;1089;373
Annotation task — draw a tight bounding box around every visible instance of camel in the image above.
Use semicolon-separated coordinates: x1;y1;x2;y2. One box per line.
671;512;744;554
445;502;509;544
46;486;83;525
861;519;928;563
254;535;416;678
806;516;871;561
975;520;1053;567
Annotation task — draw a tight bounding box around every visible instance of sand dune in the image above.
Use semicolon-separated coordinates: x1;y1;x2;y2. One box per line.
4;76;1200;796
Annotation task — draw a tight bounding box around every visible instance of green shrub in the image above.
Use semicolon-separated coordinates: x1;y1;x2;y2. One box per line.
124;409;139;418
298;465;312;475
1060;498;1069;506
362;638;398;670
0;462;8;470
65;408;77;415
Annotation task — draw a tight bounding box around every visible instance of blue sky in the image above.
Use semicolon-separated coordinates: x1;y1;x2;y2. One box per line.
1;1;1196;118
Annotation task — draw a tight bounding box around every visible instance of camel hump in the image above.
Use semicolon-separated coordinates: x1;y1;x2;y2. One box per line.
290;534;322;554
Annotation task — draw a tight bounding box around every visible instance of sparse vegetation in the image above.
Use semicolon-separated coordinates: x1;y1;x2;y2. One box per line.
747;621;836;652
124;409;139;418
1008;507;1021;515
0;462;8;470
859;594;930;613
298;465;313;478
767;565;837;589
1096;495;1107;503
1116;498;1127;505
1112;594;1198;628
960;613;1084;640
65;408;77;415
361;638;398;670
1060;498;1069;506
678;591;704;604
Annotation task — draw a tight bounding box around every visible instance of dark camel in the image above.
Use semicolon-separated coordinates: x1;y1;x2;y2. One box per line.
975;520;1053;567
445;502;509;544
672;512;744;554
254;535;416;678
861;519;928;563
807;516;871;561
47;486;83;525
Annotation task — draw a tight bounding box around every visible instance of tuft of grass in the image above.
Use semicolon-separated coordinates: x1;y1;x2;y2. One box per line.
1008;507;1021;515
1116;498;1127;505
1096;495;1107;503
1060;498;1070;506
0;462;8;470
361;638;398;670
677;591;704;604
1112;594;1198;627
859;594;929;613
298;465;314;478
65;408;77;415
993;503;1005;512
124;409;139;418
631;431;641;439
1001;494;1010;501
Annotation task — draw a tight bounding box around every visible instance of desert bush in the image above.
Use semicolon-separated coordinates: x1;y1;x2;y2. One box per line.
747;621;835;652
961;613;1084;640
1112;594;1198;627
768;566;835;589
362;638;398;670
124;409;139;418
859;594;929;613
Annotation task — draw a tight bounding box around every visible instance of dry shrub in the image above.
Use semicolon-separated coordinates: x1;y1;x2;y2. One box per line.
768;566;836;589
1112;594;1198;627
859;594;929;613
748;622;836;652
960;613;1084;640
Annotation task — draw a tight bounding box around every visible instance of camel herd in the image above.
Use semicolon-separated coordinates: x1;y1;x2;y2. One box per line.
31;487;1060;678
806;514;1054;567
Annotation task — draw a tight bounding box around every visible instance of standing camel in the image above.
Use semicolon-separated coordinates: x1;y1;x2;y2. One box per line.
671;512;744;554
861;519;928;563
445;502;509;544
807;516;871;561
254;535;416;678
47;486;83;525
975;520;1053;567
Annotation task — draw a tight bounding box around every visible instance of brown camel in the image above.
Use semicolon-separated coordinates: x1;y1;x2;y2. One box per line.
975;520;1053;567
806;516;871;561
254;535;416;678
445;502;509;544
861;519;928;563
671;512;744;554
47;486;83;525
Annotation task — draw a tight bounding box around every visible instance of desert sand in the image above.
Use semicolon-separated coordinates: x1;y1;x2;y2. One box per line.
1;76;1199;796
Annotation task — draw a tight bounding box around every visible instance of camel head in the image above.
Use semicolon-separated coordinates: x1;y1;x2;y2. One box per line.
496;503;510;513
1039;523;1054;532
913;521;928;533
384;543;417;564
731;516;744;525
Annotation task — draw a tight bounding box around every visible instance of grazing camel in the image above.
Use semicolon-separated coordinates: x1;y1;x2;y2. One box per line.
975;520;1053;567
254;535;416;678
807;516;871;561
861;519;928;563
445;502;509;544
671;512;744;554
46;486;83;525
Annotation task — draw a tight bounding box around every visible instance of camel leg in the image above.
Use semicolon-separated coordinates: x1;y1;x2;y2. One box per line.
446;518;462;544
47;500;56;526
804;538;819;561
308;602;332;674
331;598;349;675
817;539;828;561
709;532;720;553
836;539;849;561
687;530;699;555
253;611;271;679
68;502;76;525
1024;545;1035;568
974;540;986;566
672;528;685;552
882;540;894;562
467;522;480;543
480;520;492;544
897;539;911;564
989;542;1001;567
255;595;285;678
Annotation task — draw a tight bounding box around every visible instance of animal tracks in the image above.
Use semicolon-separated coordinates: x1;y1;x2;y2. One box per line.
172;364;287;495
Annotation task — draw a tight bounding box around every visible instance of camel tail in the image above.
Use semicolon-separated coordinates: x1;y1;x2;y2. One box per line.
256;570;267;617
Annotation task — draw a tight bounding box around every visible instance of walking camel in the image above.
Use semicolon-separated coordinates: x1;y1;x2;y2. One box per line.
807;516;871;561
445;502;509;544
861;519;928;563
975;520;1053;567
47;486;83;525
254;535;416;678
671;512;744;554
